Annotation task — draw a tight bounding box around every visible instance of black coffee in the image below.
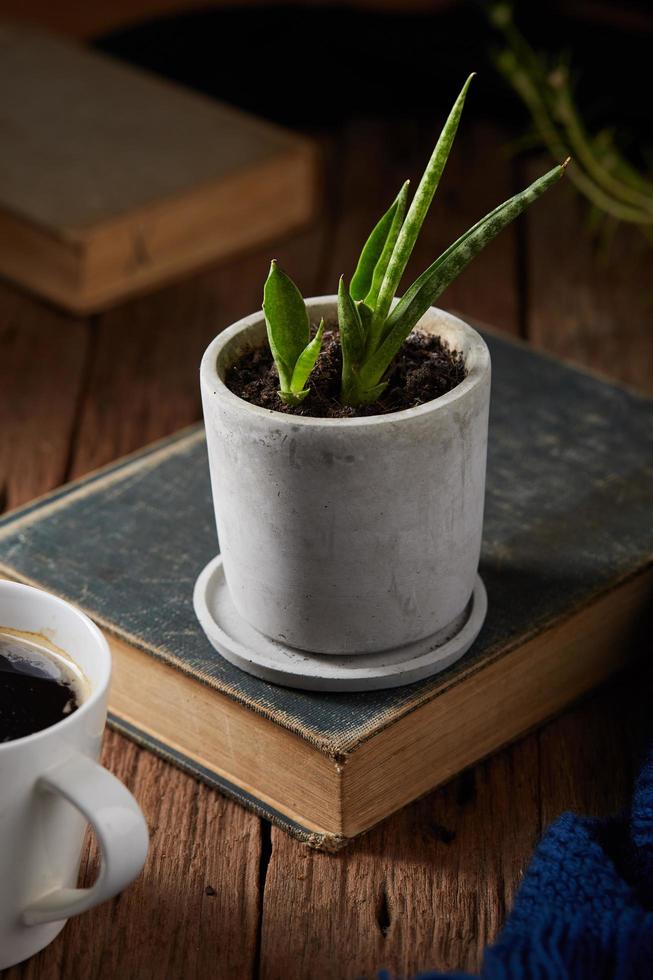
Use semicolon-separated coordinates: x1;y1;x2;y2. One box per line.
0;632;82;743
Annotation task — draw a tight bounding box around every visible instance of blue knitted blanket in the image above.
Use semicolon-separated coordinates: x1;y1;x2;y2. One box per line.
387;752;653;979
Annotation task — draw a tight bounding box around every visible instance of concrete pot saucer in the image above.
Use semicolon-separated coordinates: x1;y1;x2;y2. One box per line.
194;554;487;692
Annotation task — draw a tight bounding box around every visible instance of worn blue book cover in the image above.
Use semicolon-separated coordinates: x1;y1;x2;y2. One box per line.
1;329;651;847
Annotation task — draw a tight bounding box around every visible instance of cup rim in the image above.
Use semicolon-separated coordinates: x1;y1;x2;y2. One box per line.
0;581;110;751
201;297;490;429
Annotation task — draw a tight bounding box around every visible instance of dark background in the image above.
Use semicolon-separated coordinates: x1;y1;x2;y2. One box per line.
95;1;651;147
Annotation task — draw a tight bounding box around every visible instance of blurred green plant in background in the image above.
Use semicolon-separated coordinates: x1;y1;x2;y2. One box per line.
490;3;653;244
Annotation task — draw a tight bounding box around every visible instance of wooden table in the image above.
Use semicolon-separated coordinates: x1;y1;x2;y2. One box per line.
2;117;652;979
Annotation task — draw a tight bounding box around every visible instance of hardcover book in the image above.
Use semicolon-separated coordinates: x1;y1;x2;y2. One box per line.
0;23;316;313
0;327;651;849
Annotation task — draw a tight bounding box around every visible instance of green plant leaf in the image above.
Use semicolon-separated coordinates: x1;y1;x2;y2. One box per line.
369;73;475;347
338;278;367;402
350;181;410;309
262;260;309;393
357;300;373;338
359;160;568;392
289;319;325;396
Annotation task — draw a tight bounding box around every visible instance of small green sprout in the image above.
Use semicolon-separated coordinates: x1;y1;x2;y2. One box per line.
263;260;325;404
262;74;568;408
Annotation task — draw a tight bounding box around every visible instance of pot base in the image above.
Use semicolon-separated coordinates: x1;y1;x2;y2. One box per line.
193;556;487;692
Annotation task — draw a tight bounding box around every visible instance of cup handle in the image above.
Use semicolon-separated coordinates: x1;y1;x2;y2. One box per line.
21;752;149;926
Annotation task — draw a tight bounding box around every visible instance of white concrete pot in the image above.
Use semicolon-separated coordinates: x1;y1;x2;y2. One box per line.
199;298;490;670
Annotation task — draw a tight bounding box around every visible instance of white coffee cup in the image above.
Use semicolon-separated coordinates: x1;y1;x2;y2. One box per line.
0;581;149;969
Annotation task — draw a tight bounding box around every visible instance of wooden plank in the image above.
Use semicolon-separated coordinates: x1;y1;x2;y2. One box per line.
260;674;649;979
41;197;330;974
524;157;653;395
68;266;227;476
0;283;88;509
5;730;261;979
55;262;276;971
0;279;87;977
0;273;264;978
261;741;539;978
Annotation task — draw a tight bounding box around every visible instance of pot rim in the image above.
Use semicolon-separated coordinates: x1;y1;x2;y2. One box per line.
201;296;490;428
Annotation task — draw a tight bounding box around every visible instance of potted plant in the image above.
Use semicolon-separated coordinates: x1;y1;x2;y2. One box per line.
194;75;567;691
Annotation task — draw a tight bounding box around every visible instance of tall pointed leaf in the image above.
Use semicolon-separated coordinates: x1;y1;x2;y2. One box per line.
357;160;568;396
350;182;410;310
338;278;366;402
369;73;476;348
262;260;309;392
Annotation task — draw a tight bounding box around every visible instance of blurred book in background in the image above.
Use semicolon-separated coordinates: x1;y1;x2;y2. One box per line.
0;23;317;313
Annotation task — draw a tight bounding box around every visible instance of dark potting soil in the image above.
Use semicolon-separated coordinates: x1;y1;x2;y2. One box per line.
225;328;466;418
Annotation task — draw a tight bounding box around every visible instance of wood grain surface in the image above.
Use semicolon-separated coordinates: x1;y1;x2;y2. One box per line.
1;116;651;979
524;158;653;396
